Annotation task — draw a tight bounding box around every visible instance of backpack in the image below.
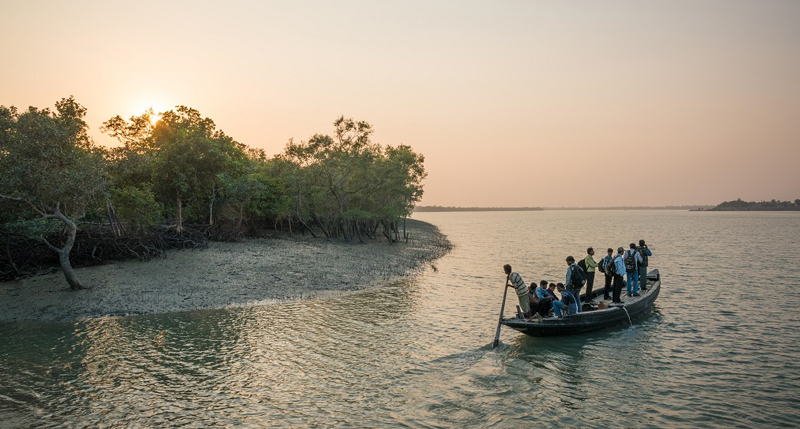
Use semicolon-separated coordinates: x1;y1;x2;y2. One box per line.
637;246;649;267
577;258;587;273
570;264;586;289
597;257;606;273
606;256;618;276
624;251;636;273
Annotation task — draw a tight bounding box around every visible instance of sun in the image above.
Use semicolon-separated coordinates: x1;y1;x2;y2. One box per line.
132;100;169;127
149;111;162;126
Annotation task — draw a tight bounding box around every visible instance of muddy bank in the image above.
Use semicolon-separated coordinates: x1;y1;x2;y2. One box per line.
0;219;451;322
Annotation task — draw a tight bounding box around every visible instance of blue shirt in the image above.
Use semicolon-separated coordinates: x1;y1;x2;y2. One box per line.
614;254;625;275
602;255;613;273
535;286;550;300
565;263;579;289
625;249;643;269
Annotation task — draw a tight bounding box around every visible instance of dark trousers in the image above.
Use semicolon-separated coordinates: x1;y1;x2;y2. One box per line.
585;271;595;301
604;274;613;299
639;266;648;290
612;274;624;303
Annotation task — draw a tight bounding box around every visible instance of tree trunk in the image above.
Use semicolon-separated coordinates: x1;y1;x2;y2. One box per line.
382;219;392;242
176;193;183;234
314;216;331;238
209;184;217;226
106;196;125;238
297;218;317;238
58;215;84;290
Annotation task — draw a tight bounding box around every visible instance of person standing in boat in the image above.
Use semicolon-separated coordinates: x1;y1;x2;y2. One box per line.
636;239;652;291
602;248;614;300
584;248;598;302
624;243;644;296
612;247;626;303
503;264;531;318
564;256;584;313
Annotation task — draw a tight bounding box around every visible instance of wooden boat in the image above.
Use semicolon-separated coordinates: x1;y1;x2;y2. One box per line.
500;269;661;337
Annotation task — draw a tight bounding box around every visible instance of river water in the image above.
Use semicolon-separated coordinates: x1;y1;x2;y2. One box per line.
2;210;800;428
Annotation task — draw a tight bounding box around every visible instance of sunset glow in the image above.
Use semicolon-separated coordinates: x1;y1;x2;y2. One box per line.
149;111;161;126
2;1;799;207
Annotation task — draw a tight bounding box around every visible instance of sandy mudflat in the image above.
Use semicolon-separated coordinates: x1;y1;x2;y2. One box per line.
0;219;451;322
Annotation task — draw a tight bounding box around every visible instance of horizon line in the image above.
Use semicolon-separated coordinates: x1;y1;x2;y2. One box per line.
414;204;714;212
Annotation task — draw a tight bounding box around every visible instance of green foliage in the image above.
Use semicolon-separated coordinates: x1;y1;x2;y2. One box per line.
2;218;62;241
272;116;426;241
0;97;105;217
109;186;163;232
3;98;427;253
149;107;250;229
0;97;107;289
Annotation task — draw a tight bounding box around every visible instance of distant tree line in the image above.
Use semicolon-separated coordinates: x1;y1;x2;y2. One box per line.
0;97;426;287
414;206;543;212
710;198;800;211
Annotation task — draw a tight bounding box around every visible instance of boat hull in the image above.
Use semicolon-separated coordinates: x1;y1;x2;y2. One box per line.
500;270;661;337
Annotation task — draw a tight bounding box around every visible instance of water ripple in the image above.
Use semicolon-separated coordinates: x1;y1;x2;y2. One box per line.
2;211;800;427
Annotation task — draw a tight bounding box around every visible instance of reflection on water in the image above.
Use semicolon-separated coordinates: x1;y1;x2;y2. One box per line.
2;211;800;428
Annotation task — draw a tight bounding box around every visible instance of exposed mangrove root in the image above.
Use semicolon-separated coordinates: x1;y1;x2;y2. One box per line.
0;223;210;281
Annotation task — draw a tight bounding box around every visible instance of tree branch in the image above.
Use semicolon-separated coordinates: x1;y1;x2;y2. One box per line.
0;193;53;218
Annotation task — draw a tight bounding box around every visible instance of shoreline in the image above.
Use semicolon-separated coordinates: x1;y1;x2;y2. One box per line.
0;219;452;323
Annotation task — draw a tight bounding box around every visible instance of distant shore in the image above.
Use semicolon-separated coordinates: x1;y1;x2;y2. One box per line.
700;198;800;211
0;219;451;322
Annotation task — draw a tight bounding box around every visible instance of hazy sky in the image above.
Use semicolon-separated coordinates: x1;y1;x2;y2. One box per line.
2;0;799;207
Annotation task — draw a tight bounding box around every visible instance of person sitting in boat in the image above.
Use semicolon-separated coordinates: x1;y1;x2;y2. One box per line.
503;264;532;318
532;280;553;317
538;280;565;318
547;283;558;300
557;283;578;315
527;281;542;316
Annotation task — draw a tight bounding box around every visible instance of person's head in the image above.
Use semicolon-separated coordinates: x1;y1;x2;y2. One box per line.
566;256;575;265
607;248;613;255
629;243;636;250
540;280;548;288
617;246;625;254
503;264;511;275
587;247;594;255
548;282;556;290
639;239;646;246
556;283;565;291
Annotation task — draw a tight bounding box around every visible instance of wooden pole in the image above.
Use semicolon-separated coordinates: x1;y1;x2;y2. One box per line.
492;279;510;349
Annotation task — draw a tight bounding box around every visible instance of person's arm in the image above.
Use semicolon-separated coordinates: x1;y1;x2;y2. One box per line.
586;255;597;269
565;267;572;285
